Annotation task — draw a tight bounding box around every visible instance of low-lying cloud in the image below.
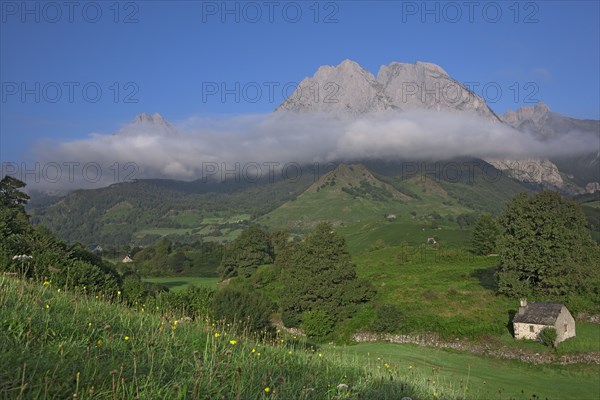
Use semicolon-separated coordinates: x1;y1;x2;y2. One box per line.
19;110;600;189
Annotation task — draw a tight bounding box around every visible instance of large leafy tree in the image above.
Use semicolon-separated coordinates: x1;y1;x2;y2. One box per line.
497;191;599;297
218;226;273;278
471;214;500;255
0;177;33;266
280;222;374;327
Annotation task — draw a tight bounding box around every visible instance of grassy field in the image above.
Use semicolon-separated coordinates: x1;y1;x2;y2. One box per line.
339;218;470;255
143;276;220;292
338;342;600;400
0;276;482;400
346;245;600;347
2;276;597;400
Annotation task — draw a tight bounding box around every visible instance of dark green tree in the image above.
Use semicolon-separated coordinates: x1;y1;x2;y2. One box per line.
218;226;273;278
0;177;32;270
212;286;274;334
497;191;599;297
471;214;500;255
280;222;375;327
0;176;30;208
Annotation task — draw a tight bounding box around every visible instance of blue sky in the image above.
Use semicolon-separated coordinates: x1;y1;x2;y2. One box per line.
1;0;599;163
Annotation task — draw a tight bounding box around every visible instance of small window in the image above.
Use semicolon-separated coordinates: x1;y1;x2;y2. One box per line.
529;325;534;332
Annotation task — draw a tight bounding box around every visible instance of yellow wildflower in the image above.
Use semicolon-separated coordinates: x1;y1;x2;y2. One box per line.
43;281;50;286
97;339;103;346
229;339;237;345
214;333;220;338
264;387;270;393
124;336;130;341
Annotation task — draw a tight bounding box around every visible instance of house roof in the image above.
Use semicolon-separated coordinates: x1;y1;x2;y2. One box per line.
512;302;565;325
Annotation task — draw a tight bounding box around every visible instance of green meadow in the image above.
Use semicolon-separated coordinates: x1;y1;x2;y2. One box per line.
2;276;598;400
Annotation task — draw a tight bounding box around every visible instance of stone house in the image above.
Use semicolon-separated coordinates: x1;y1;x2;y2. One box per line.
512;299;576;344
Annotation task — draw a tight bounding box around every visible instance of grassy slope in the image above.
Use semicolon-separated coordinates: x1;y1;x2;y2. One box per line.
260;165;474;254
0;276;420;399
352;247;511;337
2;277;598;400
349;245;600;348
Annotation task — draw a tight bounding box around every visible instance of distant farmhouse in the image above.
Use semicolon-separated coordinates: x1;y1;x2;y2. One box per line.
122;255;134;263
512;299;576;344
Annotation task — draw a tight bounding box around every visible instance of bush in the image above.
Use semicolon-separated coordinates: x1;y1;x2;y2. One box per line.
300;310;335;339
155;286;215;318
370;303;405;333
281;308;302;328
122;275;150;304
212;286;274;335
539;327;558;348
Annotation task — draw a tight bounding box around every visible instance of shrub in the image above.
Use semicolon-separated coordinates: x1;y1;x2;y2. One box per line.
539;327;558;348
212;286;274;334
155;286;215;318
300;310;335;339
122;275;150;304
370;303;405;333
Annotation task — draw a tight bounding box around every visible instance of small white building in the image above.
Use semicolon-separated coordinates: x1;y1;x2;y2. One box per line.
122;255;134;263
512;299;576;344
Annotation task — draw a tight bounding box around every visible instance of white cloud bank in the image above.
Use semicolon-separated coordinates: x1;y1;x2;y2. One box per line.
21;110;599;189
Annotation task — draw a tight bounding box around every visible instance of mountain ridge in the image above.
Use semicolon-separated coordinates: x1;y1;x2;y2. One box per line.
276;59;501;121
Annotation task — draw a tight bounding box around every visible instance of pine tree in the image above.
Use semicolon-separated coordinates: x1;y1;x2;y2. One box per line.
471;214;500;255
280;222;374;327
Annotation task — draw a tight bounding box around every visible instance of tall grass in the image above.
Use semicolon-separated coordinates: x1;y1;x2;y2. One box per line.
1;276;469;399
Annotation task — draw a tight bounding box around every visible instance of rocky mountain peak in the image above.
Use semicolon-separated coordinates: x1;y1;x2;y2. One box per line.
115;112;177;136
502;102;550;127
276;59;499;120
132;112;168;125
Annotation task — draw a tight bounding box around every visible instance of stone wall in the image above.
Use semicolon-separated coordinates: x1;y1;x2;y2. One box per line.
514;322;546;341
555;306;576;343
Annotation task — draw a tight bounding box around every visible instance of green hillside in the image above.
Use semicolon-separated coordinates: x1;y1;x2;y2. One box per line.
259;162;532;253
29;160;600;257
3;276;598;400
29;176;313;246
